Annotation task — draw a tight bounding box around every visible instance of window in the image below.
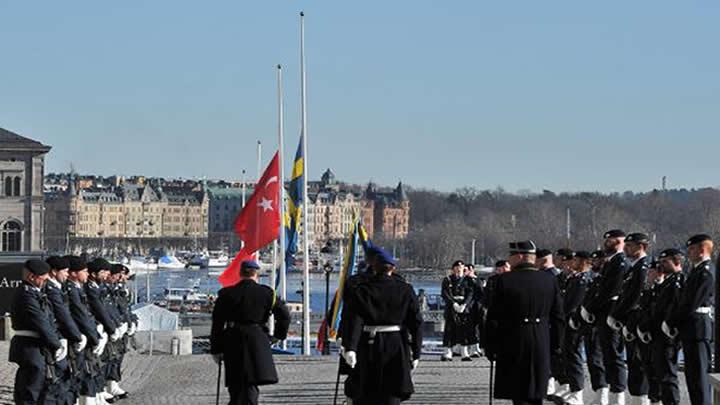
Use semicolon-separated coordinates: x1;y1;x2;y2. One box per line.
13;177;21;196
1;221;22;251
4;177;11;196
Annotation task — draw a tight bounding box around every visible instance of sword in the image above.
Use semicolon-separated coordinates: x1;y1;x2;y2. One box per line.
215;358;222;405
489;359;494;405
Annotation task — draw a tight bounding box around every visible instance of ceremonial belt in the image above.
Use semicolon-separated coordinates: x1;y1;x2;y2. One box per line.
695;307;712;314
453;296;465;300
363;325;401;343
610;296;619;301
14;330;41;338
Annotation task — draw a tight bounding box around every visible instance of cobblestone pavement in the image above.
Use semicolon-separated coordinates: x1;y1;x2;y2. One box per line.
0;341;692;404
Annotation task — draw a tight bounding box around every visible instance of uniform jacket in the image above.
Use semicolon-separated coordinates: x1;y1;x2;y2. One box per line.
9;281;62;365
639;272;683;335
586;252;628;316
67;281;101;346
487;263;564;401
45;278;83;343
85;281;117;334
668;260;714;340
211;279;290;386
611;256;649;323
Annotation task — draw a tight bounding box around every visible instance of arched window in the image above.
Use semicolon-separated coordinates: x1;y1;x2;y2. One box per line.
4;177;11;196
13;177;21;196
1;221;22;252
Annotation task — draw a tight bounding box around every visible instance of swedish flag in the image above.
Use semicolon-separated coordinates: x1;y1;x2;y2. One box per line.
284;136;304;272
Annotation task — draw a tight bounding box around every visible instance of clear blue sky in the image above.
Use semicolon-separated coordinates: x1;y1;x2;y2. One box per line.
1;1;718;192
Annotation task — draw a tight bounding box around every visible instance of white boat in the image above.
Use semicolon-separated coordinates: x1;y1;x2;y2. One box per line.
157;255;186;270
207;252;229;268
158;287;211;312
128;256;158;272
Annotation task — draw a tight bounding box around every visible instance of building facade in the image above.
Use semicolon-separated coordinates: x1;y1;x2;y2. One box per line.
0;128;51;253
207;185;253;250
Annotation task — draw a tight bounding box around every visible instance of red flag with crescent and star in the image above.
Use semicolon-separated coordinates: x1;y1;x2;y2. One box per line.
218;151;280;287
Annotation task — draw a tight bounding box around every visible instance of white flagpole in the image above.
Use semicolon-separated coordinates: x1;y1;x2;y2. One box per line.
300;10;311;356
240;169;246;250
277;64;287;303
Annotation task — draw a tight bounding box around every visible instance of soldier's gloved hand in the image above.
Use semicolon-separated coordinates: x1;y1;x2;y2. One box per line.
411;359;419;370
212;354;223;365
342;350;357;368
580;306;595;323
622;326;636;342
127;323;136;336
606;315;622;331
55;339;68;362
568;317;579;331
119;322;128;336
75;334;88;352
661;321;678;339
636;326;652;344
110;328;122;342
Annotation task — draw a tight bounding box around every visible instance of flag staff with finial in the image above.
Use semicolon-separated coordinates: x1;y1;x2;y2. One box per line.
299;10;311;356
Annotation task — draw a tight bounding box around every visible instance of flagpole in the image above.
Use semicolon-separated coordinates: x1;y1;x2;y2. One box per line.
300;10;311;356
277;64;287;303
240;169;246;250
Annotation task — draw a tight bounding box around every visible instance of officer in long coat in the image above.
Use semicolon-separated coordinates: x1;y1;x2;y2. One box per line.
65;256;102;405
664;235;714;405
10;259;64;405
45;256;85;405
440;260;474;360
210;260;291;405
342;248;423;405
486;241;564;405
637;249;684;405
581;229;629;404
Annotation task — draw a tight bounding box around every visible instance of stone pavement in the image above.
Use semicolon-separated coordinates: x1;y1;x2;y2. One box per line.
0;341;691;404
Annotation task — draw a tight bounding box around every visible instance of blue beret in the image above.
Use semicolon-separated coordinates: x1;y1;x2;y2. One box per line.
87;258;111;274
659;248;684;258
574;251;592;260
374;247;397;267
65;255;87;272
626;233;650;243
604;229;626;239
46;256;70;271
536;249;552;258
241;260;260;270
25;259;50;276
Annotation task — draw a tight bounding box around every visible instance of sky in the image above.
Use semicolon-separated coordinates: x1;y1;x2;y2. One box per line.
1;1;718;193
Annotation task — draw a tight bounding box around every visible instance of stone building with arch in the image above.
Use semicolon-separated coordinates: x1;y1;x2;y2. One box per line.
0;127;51;254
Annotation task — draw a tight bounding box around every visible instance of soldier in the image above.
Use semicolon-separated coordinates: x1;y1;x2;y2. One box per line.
608;233;650;405
536;249;561;276
637;249;684;405
210;260;291;405
579;250;609;405
105;264;133;401
555;248;576;290
464;264;484;357
9;259;65;405
45;256;86;405
486;241;564;405
664;235;714;405
559;251;593;404
440;260;475;361
581;229;629;404
342;247;423;404
631;260;663;404
481;260;509;354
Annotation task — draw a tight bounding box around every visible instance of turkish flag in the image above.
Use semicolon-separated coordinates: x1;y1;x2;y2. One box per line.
218;151;281;287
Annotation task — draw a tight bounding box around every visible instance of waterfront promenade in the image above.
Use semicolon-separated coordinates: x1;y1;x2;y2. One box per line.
0;341;690;404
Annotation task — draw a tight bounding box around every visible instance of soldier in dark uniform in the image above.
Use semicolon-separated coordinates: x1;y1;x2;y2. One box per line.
342;248;423;405
558;251;592;404
9;259;64;405
210;260;291;405
464;264;484;357
664;235;714;405
608;233;650;404
105;264;133;401
486;241;564;405
65;256;102;405
543;249;571;398
582;229;629;404
481;260;509;355
555;248;576;291
440;260;475;361
45;256;85;405
637;249;684;405
536;249;561;276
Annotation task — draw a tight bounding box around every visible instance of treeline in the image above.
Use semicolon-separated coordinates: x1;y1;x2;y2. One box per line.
384;187;720;269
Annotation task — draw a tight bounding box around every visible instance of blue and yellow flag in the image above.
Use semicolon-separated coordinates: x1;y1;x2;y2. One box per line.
328;218;371;339
284;136;304;272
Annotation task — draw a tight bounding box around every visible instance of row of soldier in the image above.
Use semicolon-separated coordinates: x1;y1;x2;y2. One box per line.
450;231;713;405
9;256;138;405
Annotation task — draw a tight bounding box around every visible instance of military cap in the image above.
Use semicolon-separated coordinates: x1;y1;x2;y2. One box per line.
625;233;650;244
555;248;575;260
366;246;382;258
686;234;712;247
495;260;509;268
536;249;553;259
648;259;658;269
574;251;592;260
604;229;626;239
241;260;261;270
46;256;70;271
87;258;112;274
25;259;50;276
509;240;536;254
659;248;684;259
66;256;87;272
590;250;606;259
110;263;125;275
375;247;397;266
451;260;465;268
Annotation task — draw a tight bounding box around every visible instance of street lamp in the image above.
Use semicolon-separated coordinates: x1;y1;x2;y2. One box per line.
320;241;336;355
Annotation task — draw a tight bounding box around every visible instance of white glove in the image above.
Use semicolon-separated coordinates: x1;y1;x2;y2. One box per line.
637;326;652;344
622;326;635;342
212;354;223;365
96;324;105;335
661;321;678;339
55;339;68;362
74;334;88;352
580;306;595;323
118;322;128;336
459;304;466;313
128;323;136;336
568;317;579;331
452;303;461;313
343;350;357;368
411;359;419;370
606;315;622;331
111;328;122;342
94;331;108;356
